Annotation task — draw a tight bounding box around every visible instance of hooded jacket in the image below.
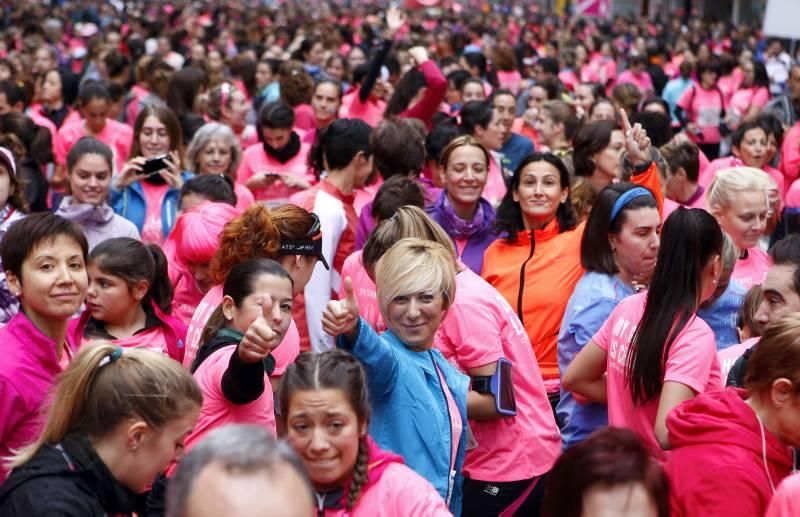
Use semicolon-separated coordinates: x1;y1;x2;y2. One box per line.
666;388;795;517
314;436;450;516
55;197;140;251
0;432;138;516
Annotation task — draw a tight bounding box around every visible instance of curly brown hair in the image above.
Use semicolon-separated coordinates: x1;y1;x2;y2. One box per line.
208;204;317;284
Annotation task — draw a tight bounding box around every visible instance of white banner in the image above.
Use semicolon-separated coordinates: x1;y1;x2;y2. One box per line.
764;0;800;39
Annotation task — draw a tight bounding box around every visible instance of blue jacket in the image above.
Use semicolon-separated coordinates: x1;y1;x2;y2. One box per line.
337;318;468;516
110;172;193;239
557;272;634;449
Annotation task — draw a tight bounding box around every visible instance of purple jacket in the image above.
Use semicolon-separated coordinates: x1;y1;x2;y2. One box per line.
55;198;140;251
0;312;78;481
427;192;498;274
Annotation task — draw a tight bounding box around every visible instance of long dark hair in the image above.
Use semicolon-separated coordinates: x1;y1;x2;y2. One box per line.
199;258;292;349
89;237;174;314
626;208;722;404
581;183;658;274
385;67;427;118
495;152;576;243
279;350;370;510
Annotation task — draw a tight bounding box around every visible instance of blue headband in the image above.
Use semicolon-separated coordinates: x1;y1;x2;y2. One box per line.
610;187;655;222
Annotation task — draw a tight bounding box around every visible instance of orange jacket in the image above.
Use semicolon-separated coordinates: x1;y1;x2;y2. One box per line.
481;164;663;381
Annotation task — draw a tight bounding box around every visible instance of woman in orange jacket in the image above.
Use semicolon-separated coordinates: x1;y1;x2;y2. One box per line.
482;109;662;413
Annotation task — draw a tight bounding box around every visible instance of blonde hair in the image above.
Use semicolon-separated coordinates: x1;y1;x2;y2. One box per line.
362;205;456;277
706;166;772;212
9;343;202;468
375;238;456;325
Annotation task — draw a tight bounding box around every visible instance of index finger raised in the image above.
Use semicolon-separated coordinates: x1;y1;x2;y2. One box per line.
619;108;632;134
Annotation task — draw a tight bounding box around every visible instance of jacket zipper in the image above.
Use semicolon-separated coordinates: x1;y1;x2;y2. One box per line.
516;235;536;324
431;351;454;504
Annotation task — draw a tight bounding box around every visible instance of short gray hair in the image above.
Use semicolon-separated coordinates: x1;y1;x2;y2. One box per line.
166;425;311;517
185;122;243;180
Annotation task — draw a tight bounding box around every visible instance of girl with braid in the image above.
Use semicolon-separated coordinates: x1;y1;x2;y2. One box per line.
279;350;450;516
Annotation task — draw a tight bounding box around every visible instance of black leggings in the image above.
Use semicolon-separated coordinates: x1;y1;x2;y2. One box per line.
461;473;549;517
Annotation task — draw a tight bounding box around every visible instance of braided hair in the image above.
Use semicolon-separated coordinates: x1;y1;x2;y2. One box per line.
279;350;372;510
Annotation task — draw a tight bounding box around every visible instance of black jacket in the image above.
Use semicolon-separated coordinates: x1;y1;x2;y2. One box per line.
0;433;138;516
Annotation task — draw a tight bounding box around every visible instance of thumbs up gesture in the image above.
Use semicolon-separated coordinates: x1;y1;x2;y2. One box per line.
322;278;360;340
620;108;652;167
238;296;283;364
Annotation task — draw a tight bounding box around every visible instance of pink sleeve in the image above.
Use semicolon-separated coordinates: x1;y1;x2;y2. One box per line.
751;88;769;109
380;464;452;516
441;299;503;369
400;60;447;128
663;320;717;394
780;126;800;183
54;130;69;166
237;151;255;184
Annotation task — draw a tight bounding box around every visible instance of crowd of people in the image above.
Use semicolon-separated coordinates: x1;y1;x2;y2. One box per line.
0;0;799;515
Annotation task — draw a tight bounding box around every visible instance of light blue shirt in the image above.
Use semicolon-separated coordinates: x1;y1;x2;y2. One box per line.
557;271;635;449
697;280;747;351
662;77;694;123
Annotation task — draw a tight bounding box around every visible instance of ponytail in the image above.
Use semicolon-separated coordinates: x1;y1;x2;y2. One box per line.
9;342;202;469
308;119;372;180
209;204;318;284
626;208;723;404
89;238;173;314
146;243;174;313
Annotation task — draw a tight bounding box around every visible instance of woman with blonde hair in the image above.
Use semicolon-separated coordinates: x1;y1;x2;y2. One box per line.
323;238;468;515
707;166;775;288
0;343;202;515
361;206;560;516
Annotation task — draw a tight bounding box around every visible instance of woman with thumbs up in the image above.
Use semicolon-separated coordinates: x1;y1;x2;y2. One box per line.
180;258;295;459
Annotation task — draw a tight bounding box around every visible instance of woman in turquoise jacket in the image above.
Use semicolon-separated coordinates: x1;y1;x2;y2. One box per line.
323;238;468;516
111;104;193;244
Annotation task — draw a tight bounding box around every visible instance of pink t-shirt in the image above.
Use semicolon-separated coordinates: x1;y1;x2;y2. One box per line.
340;251;386;333
183;284;300;376
140;182;170;245
235;124;259;150
785;178;800;208
729;87;769;119
236;142;314;206
593;292;722;462
483;154;508;207
55;119;133;173
434;269;561;481
698;157;785;200
677;85;725;145
766;473;800;517
617;70;655;95
339;91;386;128
182;345;275;459
732;248;771;289
718;337;759;382
233;182;256;211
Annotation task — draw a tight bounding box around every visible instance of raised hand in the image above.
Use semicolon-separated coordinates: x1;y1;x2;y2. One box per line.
620;108;652;166
322;277;360;339
408;46;429;67
238;296;283;364
385;5;406;37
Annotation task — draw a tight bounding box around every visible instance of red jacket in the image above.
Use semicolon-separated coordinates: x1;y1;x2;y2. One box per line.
666;388;794;517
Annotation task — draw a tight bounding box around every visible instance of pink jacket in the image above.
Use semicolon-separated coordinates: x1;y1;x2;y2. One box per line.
780;123;800;184
67;302;187;363
317;437;450;516
0;312;79;481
